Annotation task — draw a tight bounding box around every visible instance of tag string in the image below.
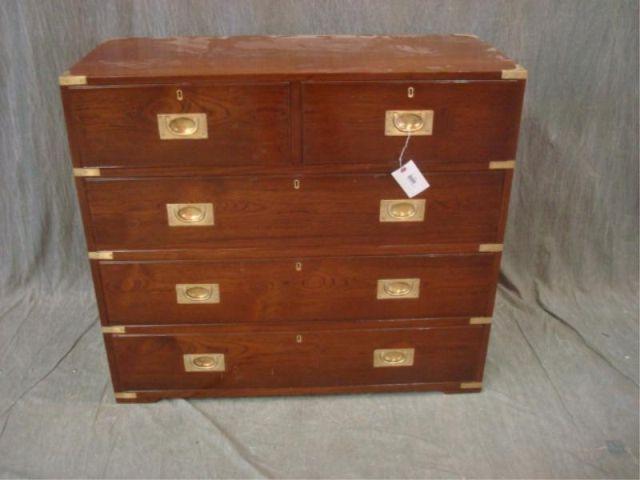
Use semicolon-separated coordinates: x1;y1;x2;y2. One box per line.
397;132;412;167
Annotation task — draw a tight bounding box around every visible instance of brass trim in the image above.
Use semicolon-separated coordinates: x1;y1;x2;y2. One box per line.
114;392;137;399
460;382;483;389
102;326;126;334
167;203;214;227
157;113;208;140
59;71;87;86
379;199;426;222
377;278;420;300
73;167;101;177
501;64;527;80
452;33;479;38
184;353;225;372
88;251;114;260
489;160;516;170
469;317;492;325
384;110;433;137
176;284;220;304
385;110;433;136
373;348;415;367
478;243;504;253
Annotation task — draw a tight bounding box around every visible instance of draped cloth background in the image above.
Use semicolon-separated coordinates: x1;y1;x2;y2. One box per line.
0;1;638;478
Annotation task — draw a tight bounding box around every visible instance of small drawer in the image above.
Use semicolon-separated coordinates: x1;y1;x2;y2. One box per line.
302;81;524;166
82;171;506;250
64;84;290;167
96;253;500;325
107;321;489;392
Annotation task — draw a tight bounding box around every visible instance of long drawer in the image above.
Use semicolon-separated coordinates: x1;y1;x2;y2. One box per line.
81;171;507;249
106;321;489;394
64;84;291;167
96;253;500;325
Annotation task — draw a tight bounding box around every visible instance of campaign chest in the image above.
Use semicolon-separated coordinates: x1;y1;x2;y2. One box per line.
60;35;526;402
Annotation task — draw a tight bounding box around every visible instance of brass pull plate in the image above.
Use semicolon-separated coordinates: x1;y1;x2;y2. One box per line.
183;353;225;372
166;203;214;227
373;348;415;367
377;278;420;300
158;113;208;140
176;284;220;304
385;110;433;136
379;199;425;222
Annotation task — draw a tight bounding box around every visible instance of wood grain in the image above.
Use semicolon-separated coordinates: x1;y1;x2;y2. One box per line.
82;171;507;250
97;253;500;325
303;81;524;165
64;84;290;167
107;320;489;392
66;35;517;84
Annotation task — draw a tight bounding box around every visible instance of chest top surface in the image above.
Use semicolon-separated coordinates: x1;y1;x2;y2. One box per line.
65;35;519;83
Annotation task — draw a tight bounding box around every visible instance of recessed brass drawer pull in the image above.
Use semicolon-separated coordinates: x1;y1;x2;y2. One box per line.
176;283;220;304
377;278;420;300
183;353;225;372
373;348;415;367
384;282;411;296
385;110;433;136
166;203;214;227
157;113;208;140
379;199;425;222
391;202;416;218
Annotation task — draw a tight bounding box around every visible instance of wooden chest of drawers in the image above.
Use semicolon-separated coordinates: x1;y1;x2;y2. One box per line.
60;35;526;402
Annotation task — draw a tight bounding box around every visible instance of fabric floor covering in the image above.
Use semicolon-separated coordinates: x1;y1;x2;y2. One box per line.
0;283;637;479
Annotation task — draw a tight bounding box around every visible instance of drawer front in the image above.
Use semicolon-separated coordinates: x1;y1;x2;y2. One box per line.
108;323;488;391
98;254;499;325
302;81;524;166
64;84;290;167
83;172;506;249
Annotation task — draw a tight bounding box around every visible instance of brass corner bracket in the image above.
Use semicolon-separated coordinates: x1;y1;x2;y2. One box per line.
478;244;503;253
501;64;527;80
489;160;515;170
59;71;87;86
73;167;101;177
469;317;492;325
460;382;483;389
114;392;137;400
88;251;114;260
102;326;126;334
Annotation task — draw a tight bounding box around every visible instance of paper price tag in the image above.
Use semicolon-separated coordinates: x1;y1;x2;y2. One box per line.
391;160;429;198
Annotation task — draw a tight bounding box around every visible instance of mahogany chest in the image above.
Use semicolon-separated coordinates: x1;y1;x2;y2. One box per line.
60;35;526;402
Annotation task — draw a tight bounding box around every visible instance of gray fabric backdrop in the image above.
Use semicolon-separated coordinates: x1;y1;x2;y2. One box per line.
1;1;638;478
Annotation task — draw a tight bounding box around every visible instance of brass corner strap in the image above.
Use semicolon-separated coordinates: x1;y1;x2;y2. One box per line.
102;326;126;334
73;168;101;177
478;244;503;253
489;160;515;170
114;392;137;400
59;71;88;86
460;382;483;389
469;317;492;325
88;251;114;260
501;64;527;80
452;33;479;38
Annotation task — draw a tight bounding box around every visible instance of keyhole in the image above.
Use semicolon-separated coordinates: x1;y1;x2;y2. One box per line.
407;86;415;98
296;335;303;343
176;89;184;101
